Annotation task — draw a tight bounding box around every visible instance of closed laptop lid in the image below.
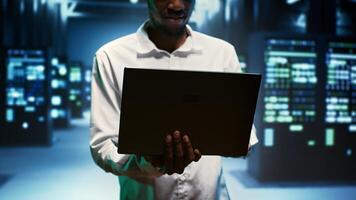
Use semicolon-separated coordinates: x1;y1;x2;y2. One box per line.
118;68;261;157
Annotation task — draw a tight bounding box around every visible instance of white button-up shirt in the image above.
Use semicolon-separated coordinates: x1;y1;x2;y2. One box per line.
90;21;258;200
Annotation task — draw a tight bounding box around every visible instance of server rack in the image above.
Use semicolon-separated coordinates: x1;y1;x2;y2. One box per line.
1;48;52;145
247;33;356;181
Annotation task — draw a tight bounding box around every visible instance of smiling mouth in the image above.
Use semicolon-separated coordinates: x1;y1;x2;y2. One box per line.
165;15;186;19
164;16;186;24
166;18;184;21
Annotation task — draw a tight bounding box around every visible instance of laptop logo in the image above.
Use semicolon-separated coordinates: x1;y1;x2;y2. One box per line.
182;94;200;104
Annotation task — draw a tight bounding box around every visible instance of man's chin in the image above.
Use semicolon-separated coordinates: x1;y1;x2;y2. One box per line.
161;24;187;36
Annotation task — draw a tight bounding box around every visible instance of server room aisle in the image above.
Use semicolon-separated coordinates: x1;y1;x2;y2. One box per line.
0;116;118;200
1;115;356;200
223;158;356;200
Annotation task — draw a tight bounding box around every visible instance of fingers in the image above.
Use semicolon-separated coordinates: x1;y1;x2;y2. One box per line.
173;130;184;174
164;134;174;175
182;134;195;165
193;149;201;162
164;130;202;175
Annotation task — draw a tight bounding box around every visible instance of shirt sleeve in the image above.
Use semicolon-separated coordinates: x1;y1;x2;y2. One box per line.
89;51;161;180
223;44;259;146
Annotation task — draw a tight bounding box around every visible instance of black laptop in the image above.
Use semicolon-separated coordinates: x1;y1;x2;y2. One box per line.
118;68;261;157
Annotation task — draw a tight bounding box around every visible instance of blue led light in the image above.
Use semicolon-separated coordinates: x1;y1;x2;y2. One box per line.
51;109;59;118
51;58;59;66
85;70;91;82
7;87;26;106
51;96;62;106
22;122;29;129
26;65;45;80
38;116;45;122
6;109;14;122
349;125;356;132
25;106;35;112
28;96;35;102
346;149;352;156
51;80;59;89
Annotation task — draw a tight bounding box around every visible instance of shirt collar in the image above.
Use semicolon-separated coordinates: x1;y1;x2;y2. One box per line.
136;20;203;56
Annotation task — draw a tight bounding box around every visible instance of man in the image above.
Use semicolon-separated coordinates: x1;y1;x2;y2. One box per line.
90;0;258;199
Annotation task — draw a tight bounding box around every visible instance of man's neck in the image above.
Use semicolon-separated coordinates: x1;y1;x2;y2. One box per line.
146;24;188;54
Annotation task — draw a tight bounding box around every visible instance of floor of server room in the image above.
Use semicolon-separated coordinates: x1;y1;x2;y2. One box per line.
0;113;356;200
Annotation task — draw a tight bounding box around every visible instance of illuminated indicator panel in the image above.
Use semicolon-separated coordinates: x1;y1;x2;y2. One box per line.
325;42;356;125
51;58;70;127
263;39;318;156
83;68;92;109
68;63;84;118
248;38;356;181
325;42;356;160
3;49;51;145
264;39;317;125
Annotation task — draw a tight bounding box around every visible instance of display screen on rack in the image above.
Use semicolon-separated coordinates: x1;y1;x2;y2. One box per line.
4;49;51;144
263;39;317;147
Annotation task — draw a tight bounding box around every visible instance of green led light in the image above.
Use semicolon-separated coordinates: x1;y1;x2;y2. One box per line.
264;128;274;147
289;124;303;132
281;97;289;102
69;95;76;101
276;116;293;123
265;110;276;116
325;129;335;146
329;53;356;60
269;96;278;103
308;140;316;146
305;111;315;116
268;51;317;58
264;116;275;123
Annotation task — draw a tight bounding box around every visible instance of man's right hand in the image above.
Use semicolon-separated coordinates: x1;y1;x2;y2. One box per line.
147;130;201;175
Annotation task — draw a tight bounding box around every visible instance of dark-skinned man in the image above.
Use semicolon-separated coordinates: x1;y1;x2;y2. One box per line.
90;0;258;199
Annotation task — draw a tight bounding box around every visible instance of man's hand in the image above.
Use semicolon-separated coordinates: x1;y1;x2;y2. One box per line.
147;130;201;175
